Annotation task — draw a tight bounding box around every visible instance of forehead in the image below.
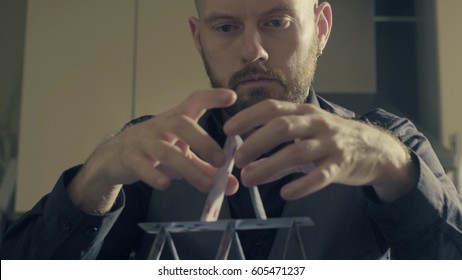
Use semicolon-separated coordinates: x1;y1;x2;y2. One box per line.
196;0;316;20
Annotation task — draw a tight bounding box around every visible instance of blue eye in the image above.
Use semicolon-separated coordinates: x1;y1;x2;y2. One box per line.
264;18;290;29
216;24;239;33
269;19;283;27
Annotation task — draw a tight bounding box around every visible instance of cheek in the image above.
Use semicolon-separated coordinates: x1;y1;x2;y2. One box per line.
285;33;316;75
202;30;238;62
266;28;310;72
203;40;241;81
276;44;306;78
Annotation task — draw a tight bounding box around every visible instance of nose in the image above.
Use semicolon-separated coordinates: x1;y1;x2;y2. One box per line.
240;27;269;64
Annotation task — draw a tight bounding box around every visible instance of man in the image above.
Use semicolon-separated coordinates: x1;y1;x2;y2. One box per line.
1;0;461;259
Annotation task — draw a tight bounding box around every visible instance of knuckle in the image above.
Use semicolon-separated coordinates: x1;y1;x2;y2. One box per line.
155;146;171;162
273;116;294;135
329;137;342;153
319;168;332;183
263;99;283;112
288;142;310;165
312;116;332;130
170;115;193;132
320;164;339;183
341;152;354;166
300;104;316;114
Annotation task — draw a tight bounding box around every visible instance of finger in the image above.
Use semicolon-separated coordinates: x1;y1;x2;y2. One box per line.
240;139;324;186
156;164;181;180
240;158;316;186
152;140;214;192
128;152;172;190
234;115;321;167
224;99;317;136
166;115;226;167
175;89;237;120
175;139;189;154
225;175;240;195
241;158;287;186
280;159;340;200
131;150;239;195
187;148;239;194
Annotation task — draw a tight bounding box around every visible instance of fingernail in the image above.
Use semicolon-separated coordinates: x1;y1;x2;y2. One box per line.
280;188;291;200
281;187;296;201
223;123;235;135
241;168;254;187
156;177;170;190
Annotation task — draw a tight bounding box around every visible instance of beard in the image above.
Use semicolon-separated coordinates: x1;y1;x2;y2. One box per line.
201;36;319;117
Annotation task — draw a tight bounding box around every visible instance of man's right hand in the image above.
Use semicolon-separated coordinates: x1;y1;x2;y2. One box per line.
68;89;239;214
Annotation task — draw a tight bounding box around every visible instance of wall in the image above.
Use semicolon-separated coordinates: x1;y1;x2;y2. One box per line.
436;0;462;185
0;0;27;173
436;1;462;139
16;0;135;211
314;0;376;94
134;0;209;116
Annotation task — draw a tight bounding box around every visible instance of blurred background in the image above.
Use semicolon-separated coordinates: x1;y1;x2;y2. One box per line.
0;0;461;237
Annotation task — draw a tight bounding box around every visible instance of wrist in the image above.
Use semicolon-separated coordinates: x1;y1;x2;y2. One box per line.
371;137;417;203
68;161;122;215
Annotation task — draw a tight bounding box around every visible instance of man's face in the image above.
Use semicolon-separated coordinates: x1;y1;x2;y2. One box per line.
192;0;320;116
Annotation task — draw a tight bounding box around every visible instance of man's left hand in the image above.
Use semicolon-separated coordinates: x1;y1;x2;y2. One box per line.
223;99;417;202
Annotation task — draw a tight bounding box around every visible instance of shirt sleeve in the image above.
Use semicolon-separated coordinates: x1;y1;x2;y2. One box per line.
0;165;125;259
362;109;462;259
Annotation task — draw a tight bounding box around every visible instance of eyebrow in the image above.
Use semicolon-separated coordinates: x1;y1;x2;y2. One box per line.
202;5;297;26
203;13;239;26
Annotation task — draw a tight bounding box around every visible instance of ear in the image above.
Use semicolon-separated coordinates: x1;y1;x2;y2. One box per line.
314;2;332;53
189;16;202;52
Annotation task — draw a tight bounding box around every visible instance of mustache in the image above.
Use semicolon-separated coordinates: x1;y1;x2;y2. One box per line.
228;64;287;90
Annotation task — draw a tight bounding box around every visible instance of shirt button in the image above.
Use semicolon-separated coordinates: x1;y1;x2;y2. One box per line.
61;219;71;231
252;236;264;247
85;227;99;236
